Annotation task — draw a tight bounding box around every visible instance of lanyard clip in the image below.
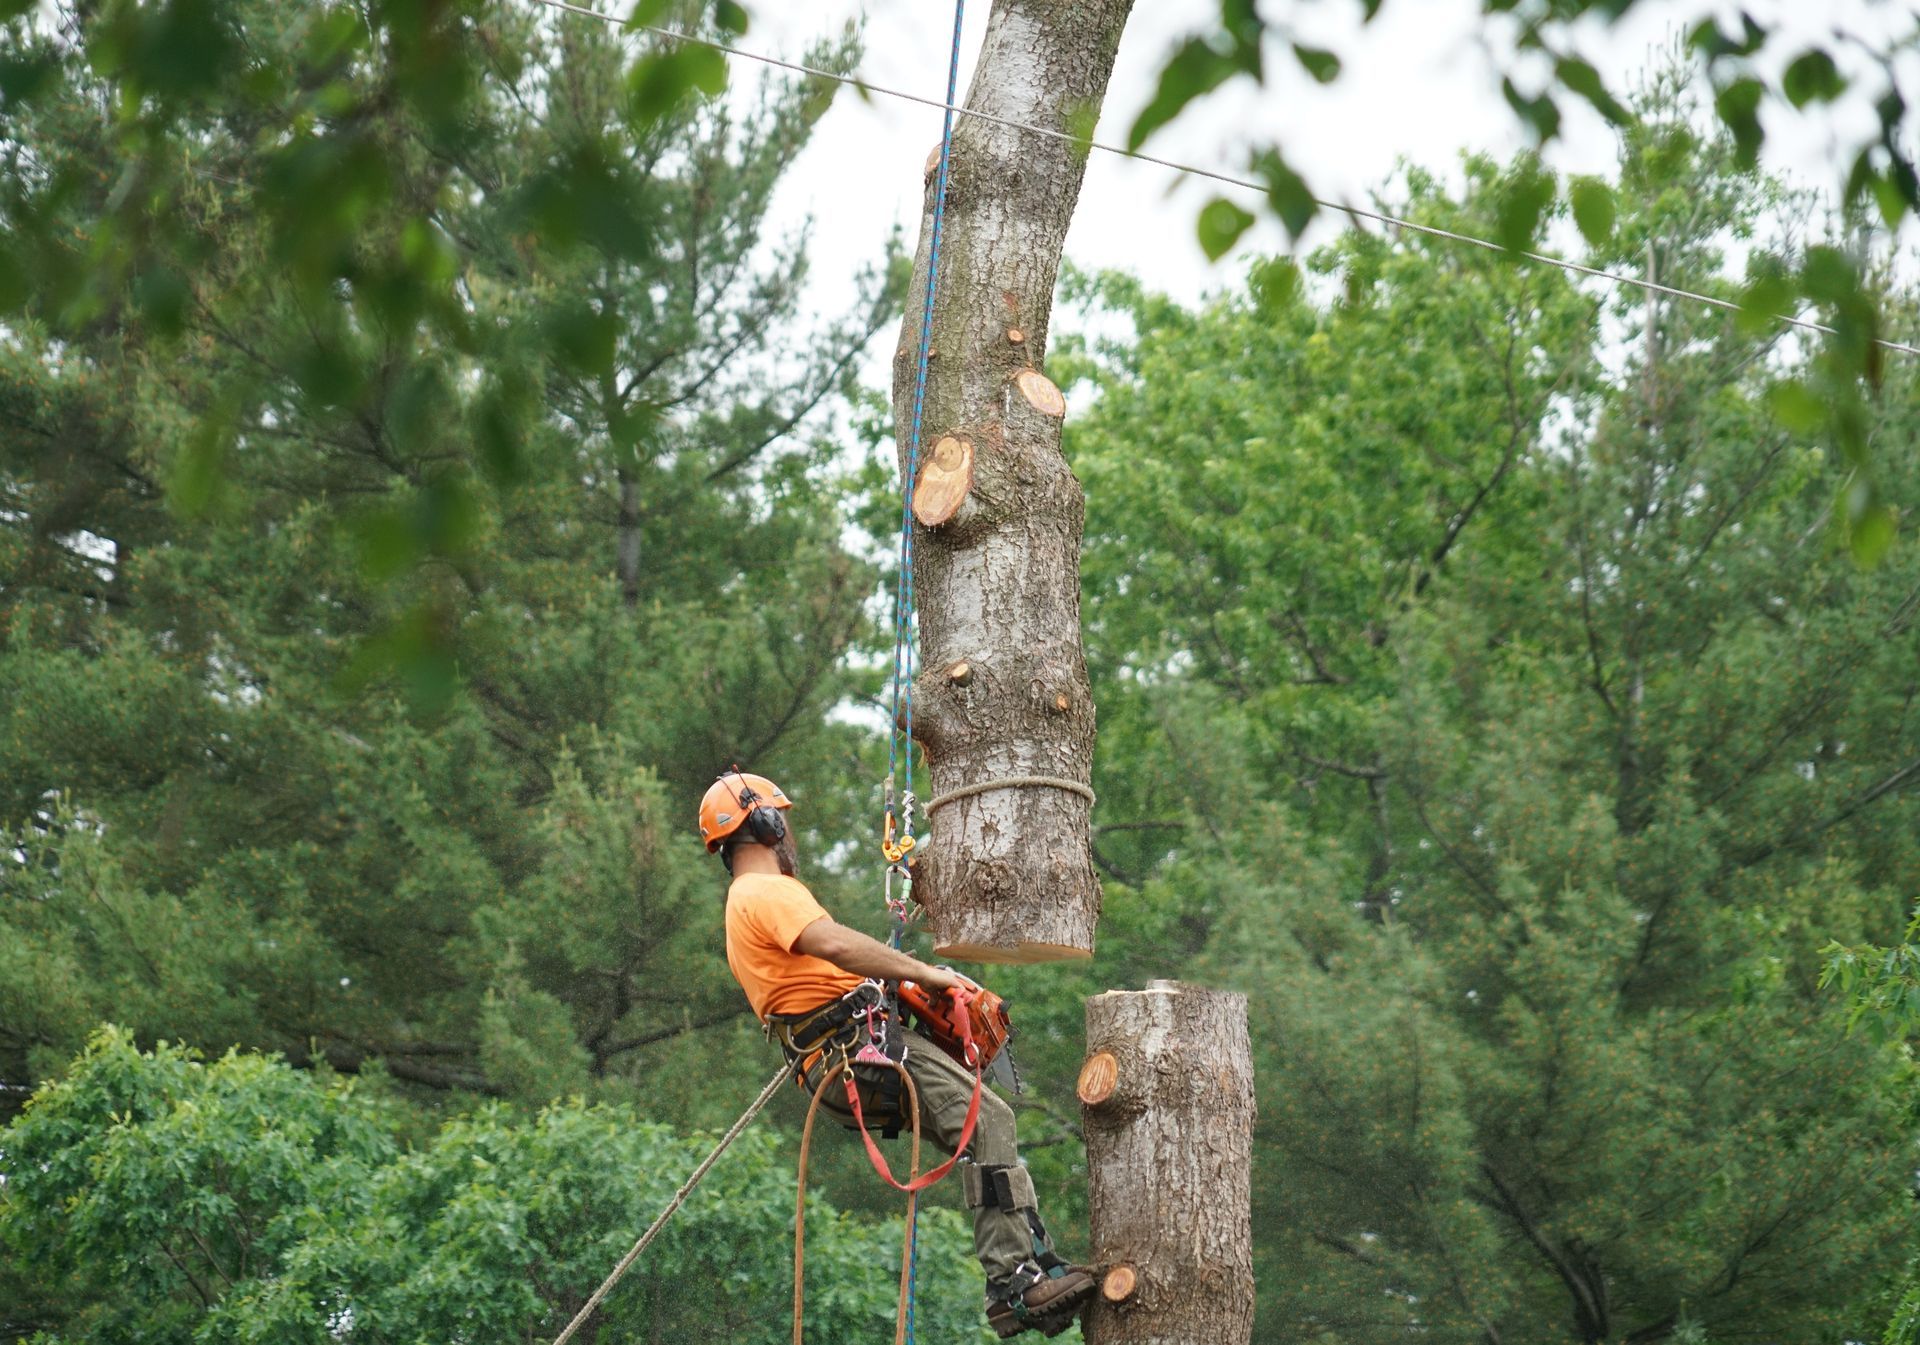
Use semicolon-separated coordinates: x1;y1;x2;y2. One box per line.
882;809;917;865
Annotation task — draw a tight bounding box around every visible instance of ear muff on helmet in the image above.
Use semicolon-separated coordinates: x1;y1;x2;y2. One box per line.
744;802;787;844
734;780;788;846
719;794;784;875
700;770;793;859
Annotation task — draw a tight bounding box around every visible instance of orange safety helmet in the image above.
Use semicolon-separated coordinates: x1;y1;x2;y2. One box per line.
698;771;793;852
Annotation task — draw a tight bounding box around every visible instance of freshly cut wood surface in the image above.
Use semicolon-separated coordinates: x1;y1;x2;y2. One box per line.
1077;1050;1118;1105
912;435;974;527
1014;369;1066;418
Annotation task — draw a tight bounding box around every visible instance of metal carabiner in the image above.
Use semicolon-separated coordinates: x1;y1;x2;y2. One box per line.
882;809;917;865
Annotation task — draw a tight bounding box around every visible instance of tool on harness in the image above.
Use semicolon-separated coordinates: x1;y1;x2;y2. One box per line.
970;1167;1092;1341
898;973;1024;1094
965;1164;1077;1282
985;1258;1094;1341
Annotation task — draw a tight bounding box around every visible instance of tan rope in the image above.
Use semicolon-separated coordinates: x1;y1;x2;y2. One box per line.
926;775;1095;815
550;1062;793;1345
793;1058;923;1345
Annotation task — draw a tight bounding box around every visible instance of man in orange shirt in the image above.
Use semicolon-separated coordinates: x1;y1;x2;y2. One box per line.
700;771;1095;1338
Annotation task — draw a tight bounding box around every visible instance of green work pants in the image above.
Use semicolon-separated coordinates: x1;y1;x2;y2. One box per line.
805;1026;1040;1285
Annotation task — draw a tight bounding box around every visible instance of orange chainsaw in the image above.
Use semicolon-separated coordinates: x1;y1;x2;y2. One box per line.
895;973;1023;1093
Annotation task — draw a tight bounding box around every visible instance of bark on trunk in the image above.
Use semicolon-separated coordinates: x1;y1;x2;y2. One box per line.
893;0;1134;963
1080;981;1255;1345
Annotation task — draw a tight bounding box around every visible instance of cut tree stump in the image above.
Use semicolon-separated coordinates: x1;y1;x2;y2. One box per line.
1082;982;1255;1345
891;0;1135;964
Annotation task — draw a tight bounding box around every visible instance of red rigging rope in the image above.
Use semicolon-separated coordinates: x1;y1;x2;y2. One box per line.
524;0;1920;360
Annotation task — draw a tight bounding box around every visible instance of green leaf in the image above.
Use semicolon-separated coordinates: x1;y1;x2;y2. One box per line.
1850;500;1897;568
1292;44;1340;84
0;241;25;312
548;303;620;376
1503;78;1561;143
1569;179;1615;246
1801;246;1859;306
1764;380;1824;435
628;45;727;125
355;507;418;582
169;403;238;518
90;0;240;102
1870;170;1911;231
133;267;190;336
1495;164;1556;252
1689;14;1767;60
1130;38;1237;151
1554;57;1630;126
1737;270;1796;338
1252;150;1316;239
1714;77;1765;167
1197;198;1256;261
714;0;749;37
1782;49;1845;108
1251;256;1302;313
0;52;57;107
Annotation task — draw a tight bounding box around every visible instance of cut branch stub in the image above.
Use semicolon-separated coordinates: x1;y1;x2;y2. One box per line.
924;144;941;181
1013;369;1066;418
912;435;974;528
1101;1266;1138;1304
1007;326;1026;345
1076;1050;1118;1106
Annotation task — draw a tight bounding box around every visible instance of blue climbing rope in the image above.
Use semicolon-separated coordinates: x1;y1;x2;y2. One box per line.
885;6;967;1342
885;0;967;895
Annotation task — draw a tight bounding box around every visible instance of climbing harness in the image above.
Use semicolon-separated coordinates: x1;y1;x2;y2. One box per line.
787;992;982;1345
548;1062;793;1345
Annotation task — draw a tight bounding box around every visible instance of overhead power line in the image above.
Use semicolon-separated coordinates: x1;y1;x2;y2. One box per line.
527;0;1920;359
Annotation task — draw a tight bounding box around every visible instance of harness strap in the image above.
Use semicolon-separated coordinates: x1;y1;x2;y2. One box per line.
842;987;981;1194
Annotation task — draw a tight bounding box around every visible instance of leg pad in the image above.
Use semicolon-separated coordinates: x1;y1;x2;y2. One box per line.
963;1162;1037;1212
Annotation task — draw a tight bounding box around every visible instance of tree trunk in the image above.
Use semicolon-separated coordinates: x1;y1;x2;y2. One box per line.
893;0;1133;964
1079;982;1255;1345
616;466;641;609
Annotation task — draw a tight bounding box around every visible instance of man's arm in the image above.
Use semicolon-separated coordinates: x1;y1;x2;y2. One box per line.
792;917;962;993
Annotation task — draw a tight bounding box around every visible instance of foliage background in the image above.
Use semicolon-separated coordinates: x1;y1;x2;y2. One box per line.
4;2;1920;1343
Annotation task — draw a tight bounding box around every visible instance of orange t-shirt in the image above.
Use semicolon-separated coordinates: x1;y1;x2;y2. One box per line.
724;873;865;1020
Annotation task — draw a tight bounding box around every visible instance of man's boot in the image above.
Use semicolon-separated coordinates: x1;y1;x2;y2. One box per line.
984;1259;1097;1339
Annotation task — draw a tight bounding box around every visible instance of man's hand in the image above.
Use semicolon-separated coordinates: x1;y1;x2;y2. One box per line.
911;963;964;996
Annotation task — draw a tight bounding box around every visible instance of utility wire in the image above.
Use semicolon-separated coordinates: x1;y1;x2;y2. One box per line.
526;0;1920;359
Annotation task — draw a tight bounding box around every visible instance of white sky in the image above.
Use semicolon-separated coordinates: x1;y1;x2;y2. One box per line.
744;1;1917;312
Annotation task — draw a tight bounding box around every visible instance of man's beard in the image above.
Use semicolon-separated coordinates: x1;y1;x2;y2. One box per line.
773;831;798;876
